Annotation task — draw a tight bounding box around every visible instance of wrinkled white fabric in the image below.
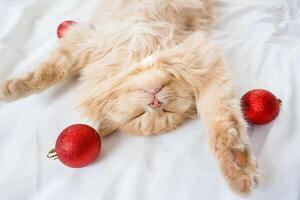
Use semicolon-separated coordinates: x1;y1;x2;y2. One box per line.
0;0;299;199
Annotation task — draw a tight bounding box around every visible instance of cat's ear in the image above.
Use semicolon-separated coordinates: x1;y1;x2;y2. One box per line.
158;31;222;87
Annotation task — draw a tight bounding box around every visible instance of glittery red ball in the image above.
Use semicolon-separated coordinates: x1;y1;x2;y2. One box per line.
57;20;77;38
241;89;281;124
55;124;101;168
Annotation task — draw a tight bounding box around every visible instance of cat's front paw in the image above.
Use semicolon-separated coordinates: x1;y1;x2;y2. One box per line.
0;80;14;101
0;79;24;102
221;148;259;196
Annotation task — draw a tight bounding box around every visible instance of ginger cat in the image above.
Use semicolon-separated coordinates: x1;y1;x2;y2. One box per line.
0;0;258;195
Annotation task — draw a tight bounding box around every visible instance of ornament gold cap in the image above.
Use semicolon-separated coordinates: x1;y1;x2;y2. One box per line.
47;149;58;160
278;99;282;106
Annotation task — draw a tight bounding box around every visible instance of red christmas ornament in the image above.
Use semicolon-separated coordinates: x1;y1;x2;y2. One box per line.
241;89;281;124
57;20;77;39
47;124;101;168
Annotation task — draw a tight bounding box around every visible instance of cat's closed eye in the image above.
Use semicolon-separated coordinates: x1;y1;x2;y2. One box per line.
130;111;146;121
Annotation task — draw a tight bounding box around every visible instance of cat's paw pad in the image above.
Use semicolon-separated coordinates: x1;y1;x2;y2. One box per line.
222;148;259;196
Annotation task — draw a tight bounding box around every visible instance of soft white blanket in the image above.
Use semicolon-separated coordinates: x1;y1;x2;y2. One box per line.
0;0;299;199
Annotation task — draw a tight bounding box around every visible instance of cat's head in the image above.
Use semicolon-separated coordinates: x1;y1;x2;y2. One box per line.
79;32;217;135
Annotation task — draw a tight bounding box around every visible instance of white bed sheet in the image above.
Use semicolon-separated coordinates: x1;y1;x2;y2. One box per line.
0;0;300;199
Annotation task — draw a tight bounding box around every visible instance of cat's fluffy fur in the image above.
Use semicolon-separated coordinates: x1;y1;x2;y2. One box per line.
0;0;259;196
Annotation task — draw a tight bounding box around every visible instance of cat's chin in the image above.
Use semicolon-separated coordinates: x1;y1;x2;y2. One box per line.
121;122;183;136
122;128;171;136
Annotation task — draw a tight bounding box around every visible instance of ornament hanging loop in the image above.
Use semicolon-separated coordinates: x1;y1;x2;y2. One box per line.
47;149;58;160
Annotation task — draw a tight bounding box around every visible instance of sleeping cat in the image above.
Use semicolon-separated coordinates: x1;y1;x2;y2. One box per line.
0;0;258;195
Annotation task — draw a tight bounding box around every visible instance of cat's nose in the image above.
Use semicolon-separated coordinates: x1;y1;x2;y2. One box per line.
150;96;162;109
142;86;162;95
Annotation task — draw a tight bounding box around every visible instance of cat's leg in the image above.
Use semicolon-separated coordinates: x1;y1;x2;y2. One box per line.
196;60;259;195
158;31;258;195
0;25;106;102
0;49;77;101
